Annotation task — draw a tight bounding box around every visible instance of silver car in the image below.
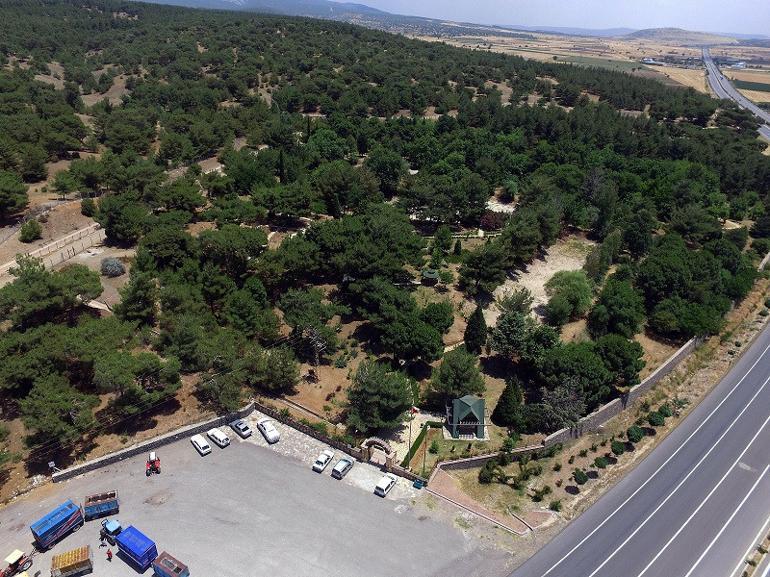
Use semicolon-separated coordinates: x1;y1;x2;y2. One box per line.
230;419;252;438
312;449;335;473
331;457;354;479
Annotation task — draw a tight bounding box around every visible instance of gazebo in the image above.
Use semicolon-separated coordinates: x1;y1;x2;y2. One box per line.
446;395;486;439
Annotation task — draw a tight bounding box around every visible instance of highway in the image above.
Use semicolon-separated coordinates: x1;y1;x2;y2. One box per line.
511;320;770;577
702;47;770;141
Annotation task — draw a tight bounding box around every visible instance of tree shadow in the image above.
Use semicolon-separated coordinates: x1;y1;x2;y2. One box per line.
565;485;580;495
480;355;513;379
587;470;599;480
643;427;657;437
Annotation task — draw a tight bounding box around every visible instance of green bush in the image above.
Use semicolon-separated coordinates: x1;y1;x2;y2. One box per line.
19;219;42;243
573;468;589;485
658;403;673;418
428;440;440;454
611;440;626;457
553;462;562;472
549;500;562;512
478;460;496;484
81;197;96;217
594;456;609;469
648;411;665;427
627;425;645;444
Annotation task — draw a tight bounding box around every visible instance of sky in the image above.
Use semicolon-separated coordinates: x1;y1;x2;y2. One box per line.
358;0;770;36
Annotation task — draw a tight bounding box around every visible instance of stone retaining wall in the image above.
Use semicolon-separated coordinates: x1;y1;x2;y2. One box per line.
52;403;255;482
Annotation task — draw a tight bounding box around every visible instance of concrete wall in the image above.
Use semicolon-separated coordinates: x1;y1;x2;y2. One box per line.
437;444;546;472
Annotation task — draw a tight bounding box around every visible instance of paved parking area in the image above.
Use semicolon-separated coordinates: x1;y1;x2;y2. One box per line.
0;412;514;577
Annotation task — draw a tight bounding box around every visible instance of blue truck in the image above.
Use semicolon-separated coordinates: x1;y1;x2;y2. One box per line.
152;551;190;577
115;526;158;571
30;500;84;550
82;490;119;521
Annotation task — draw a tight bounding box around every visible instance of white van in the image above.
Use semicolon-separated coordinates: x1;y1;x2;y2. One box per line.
374;473;397;497
207;428;230;448
191;434;212;456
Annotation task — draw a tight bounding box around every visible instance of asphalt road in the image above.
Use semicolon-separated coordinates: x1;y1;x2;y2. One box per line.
702;47;770;141
511;319;770;577
0;433;508;577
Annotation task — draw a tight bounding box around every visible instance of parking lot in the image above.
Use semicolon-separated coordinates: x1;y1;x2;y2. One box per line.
0;411;514;577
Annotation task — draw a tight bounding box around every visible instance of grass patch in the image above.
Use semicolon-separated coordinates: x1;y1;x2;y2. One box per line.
734;79;770;93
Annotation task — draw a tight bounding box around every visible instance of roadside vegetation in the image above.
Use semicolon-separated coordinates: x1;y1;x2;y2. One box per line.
0;0;768;490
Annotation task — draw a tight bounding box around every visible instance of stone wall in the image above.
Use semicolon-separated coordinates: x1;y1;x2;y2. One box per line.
52;403;256;482
542;337;701;446
436;444;547;472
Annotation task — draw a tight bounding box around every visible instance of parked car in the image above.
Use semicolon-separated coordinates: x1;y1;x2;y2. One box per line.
331;457;354;479
191;434;211;456
230;419;252;438
207;428;230;448
257;418;280;444
374;473;397;497
312;450;335;473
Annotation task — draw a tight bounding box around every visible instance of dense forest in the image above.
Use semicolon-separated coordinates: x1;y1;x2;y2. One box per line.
1;0;770;465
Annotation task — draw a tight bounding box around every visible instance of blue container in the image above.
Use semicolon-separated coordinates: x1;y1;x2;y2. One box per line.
83;490;119;520
115;526;158;571
30;500;84;549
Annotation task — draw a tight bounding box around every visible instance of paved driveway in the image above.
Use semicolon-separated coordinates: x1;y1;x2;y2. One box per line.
0;417;512;577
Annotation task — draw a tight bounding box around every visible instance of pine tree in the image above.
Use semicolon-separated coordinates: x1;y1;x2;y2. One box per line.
491;376;525;430
464;305;487;354
115;271;158;326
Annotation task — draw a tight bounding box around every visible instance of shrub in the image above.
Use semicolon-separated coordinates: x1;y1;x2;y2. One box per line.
81;197;96;217
579;449;588;458
549;500;562;512
19;219;42;243
568;455;575;464
647;411;665;427
553;462;562;472
573;468;589;485
478;460;496;484
531;485;552;502
428;440;440;454
100;257;126;277
611;440;626;457
627;425;645;444
658;403;673;418
594;456;609;469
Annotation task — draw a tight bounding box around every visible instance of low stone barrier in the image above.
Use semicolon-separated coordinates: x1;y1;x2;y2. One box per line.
52;403;255;482
436;443;546;472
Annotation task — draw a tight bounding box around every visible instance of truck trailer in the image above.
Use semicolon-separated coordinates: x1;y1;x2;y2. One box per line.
114;526;157;571
30;500;83;550
82;491;119;521
152;551;190;577
51;545;93;577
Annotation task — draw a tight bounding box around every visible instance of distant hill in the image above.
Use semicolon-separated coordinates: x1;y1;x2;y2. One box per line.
150;0;388;17
145;0;535;39
502;25;637;38
625;27;738;45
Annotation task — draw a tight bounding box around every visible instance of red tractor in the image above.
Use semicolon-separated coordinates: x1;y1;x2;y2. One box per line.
0;550;32;577
146;451;161;476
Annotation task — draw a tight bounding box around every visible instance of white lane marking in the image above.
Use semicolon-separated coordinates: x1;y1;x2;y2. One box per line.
587;379;770;577
729;510;770;577
684;465;770;577
635;421;770;577
539;336;770;577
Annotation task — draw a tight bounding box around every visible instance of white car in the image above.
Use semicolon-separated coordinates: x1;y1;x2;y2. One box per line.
312;449;335;473
374;473;397;497
191;434;212;456
257;418;280;444
207;427;230;448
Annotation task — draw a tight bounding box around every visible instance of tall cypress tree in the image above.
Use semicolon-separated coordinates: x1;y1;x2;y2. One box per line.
464;305;487;355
